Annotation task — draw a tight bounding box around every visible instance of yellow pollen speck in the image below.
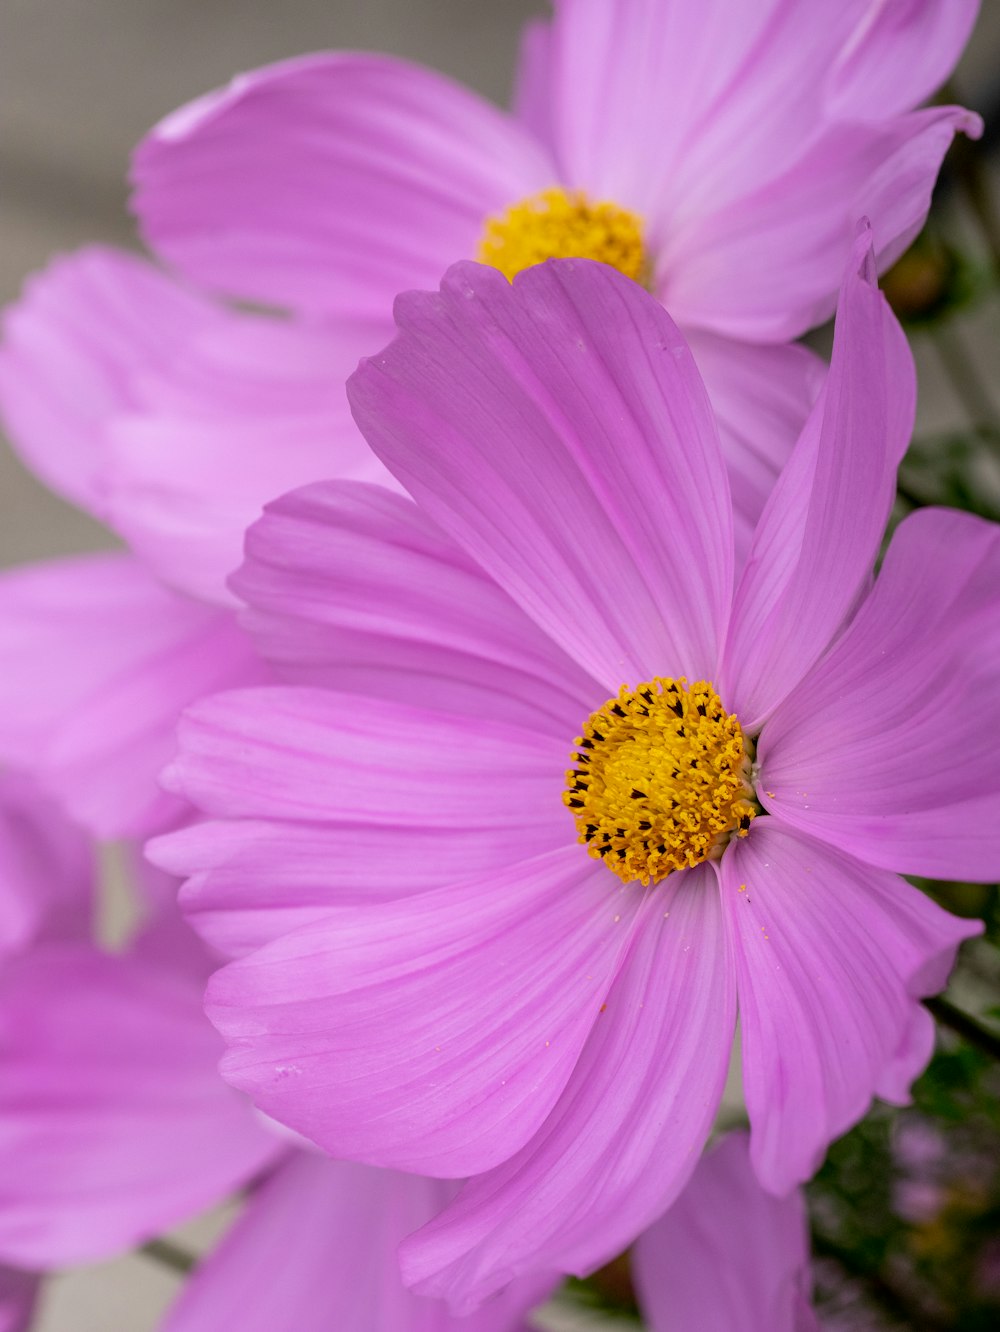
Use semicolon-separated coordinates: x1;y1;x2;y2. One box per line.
477;187;649;285
564;677;758;887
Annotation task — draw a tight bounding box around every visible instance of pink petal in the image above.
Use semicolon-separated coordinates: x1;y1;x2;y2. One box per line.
523;0;805;217
401;866;735;1311
721;820;979;1195
105;314;386;606
720;225;914;729
0;553;265;838
667;107;981;341
206;847;639;1177
348;259;733;690
161;1154;551;1332
827;0;980;118
759;507;1000;881
510;17;554;147
0;246;214;518
132;53;553;317
686;332;823;569
0;772;92;957
165;685;567;835
633;1133;818;1332
0;944;280;1267
234;481;602;735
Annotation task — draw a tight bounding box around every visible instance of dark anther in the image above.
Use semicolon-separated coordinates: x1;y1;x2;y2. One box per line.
696;702;707;716
630;788;647;799
669;698;684;717
568;798;583;808
638;820;651;830
579;738;593;749
585;824;597;839
611;704;626;717
592;729;605;742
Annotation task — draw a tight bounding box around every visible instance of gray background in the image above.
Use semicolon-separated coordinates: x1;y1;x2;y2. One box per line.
1;2;999;1328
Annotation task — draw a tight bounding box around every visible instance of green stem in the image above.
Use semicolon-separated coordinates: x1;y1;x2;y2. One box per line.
138;1237;197;1275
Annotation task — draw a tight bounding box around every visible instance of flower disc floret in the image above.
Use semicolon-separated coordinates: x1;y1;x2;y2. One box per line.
478;187;649;285
564;678;757;885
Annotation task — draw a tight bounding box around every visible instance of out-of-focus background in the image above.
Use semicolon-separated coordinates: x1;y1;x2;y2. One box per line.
2;3;1000;1329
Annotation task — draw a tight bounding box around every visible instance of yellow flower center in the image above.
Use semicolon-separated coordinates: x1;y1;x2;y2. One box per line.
477;187;649;284
564;678;757;886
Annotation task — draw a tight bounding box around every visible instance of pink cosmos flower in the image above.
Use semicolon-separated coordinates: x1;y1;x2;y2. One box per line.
634;1132;818;1332
156;235;996;1309
0;2;977;836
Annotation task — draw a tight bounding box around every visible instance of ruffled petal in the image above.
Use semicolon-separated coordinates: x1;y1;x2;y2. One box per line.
720;226;914;729
0;246;214;517
0;945;280;1267
234;481;602;735
633;1133;818;1332
0;553;265;839
0;772;92;957
826;0;980;119
161;1154;552;1332
721;820;979;1195
206;847;639;1177
665;107;981;341
132;53;553;317
686;332;823;569
348;259;733;690
401;866;735;1311
760;507;1000;881
105;314;385;606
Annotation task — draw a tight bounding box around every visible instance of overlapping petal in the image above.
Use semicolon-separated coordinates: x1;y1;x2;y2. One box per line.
0;1268;38;1332
104;314;380;605
206;847;639;1176
0;945;279;1267
132;54;553;317
633;1132;818;1332
0;553;265;838
348;258;733;690
721;821;979;1194
721;226;915;728
760;507;1000;881
401;866;735;1311
161;1154;551;1332
234;481;602;734
0;246;214;517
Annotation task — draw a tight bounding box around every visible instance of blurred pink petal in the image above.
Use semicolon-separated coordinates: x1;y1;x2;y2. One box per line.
0;553;266;839
633;1132;818;1332
161;1154;552;1332
0;945;280;1267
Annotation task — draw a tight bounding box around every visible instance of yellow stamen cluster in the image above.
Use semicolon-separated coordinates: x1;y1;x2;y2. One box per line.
564;678;757;886
477;187;649;284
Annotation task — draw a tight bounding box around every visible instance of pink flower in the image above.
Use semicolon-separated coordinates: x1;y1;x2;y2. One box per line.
634;1132;818;1332
156;234;995;1308
0;3;977;836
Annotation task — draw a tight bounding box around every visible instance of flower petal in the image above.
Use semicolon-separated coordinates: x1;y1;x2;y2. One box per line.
0;773;92;958
0;246;214;517
720;225;914;728
348;258;733;689
0;945;279;1267
0;1268;38;1332
721;820;979;1194
401;865;735;1311
633;1133;818;1332
686;332;823;569
667;107;981;341
161;1154;552;1332
826;0;980;119
0;553;265;839
234;480;602;736
760;507;1000;881
132;53;553;317
206;847;639;1177
105;315;384;605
